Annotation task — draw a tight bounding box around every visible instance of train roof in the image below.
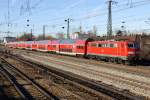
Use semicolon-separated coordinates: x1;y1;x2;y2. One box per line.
89;40;134;43
59;38;93;44
51;40;60;44
59;39;76;44
25;41;34;44
35;40;51;44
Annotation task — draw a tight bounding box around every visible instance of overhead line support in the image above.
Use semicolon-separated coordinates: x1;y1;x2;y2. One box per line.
107;0;117;37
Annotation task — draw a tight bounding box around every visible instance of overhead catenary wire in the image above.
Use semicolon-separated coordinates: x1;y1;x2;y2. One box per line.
0;0;150;36
1;0;149;26
73;0;150;22
17;0;150;27
28;0;150;25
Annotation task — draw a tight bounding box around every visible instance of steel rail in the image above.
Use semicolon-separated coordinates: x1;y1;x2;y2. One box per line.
10;54;145;100
0;57;59;100
0;60;30;99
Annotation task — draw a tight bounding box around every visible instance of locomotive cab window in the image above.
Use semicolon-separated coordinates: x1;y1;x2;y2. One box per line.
128;43;134;48
134;43;139;48
128;43;139;48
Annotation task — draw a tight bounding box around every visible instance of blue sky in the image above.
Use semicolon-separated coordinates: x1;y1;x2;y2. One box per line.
0;0;150;38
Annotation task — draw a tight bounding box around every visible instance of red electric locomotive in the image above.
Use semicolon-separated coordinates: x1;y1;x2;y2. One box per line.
86;40;139;64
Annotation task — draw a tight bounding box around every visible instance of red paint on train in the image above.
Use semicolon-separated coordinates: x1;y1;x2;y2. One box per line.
6;38;139;63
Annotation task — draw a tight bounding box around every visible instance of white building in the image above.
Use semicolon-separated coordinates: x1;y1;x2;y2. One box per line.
71;32;97;39
3;37;16;43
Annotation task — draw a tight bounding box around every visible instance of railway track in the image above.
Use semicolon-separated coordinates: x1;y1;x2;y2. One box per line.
0;46;149;99
0;66;21;99
21;54;150;98
3;52;145;100
0;57;58;100
0;54;114;100
10;47;150;77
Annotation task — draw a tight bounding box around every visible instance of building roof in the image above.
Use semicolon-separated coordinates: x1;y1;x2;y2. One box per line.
3;37;16;43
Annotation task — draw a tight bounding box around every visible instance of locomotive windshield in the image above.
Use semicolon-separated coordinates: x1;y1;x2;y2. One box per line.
128;43;139;48
128;43;134;48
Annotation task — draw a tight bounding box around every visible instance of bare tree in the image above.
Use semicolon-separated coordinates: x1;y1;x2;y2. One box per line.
56;32;65;39
17;33;34;41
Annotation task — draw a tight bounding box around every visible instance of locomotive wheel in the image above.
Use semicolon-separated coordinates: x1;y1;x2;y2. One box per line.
118;59;122;64
115;58;122;64
104;57;109;62
109;58;115;63
123;60;130;65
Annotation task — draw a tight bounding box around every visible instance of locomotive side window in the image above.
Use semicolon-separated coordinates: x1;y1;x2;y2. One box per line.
114;44;118;48
98;44;105;47
101;44;106;47
105;44;109;47
110;44;114;48
98;44;102;47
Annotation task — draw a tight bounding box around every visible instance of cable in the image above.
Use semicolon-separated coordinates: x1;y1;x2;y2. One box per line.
73;0;150;21
29;0;150;24
1;0;150;34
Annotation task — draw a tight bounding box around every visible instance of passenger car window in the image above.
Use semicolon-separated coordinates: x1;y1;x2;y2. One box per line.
98;44;102;47
110;44;114;48
91;43;97;47
77;46;84;49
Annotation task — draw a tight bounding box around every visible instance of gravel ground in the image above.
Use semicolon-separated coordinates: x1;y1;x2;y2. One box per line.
5;56;112;100
20;53;150;99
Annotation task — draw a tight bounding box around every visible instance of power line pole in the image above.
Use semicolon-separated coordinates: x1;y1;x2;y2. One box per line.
26;0;32;15
79;22;82;34
7;0;10;37
127;0;133;8
107;0;117;37
30;29;32;41
43;25;45;40
65;18;72;39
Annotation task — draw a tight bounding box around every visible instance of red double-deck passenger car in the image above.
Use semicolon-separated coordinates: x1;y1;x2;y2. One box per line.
36;40;50;52
58;38;92;56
